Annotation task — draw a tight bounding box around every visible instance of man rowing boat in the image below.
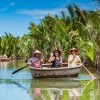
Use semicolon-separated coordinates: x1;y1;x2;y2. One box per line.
27;50;44;68
68;48;82;67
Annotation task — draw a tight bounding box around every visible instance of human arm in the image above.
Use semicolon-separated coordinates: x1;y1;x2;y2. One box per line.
48;53;55;63
41;56;46;64
75;56;81;64
68;55;76;64
60;57;62;64
27;58;38;66
27;58;32;66
59;57;63;67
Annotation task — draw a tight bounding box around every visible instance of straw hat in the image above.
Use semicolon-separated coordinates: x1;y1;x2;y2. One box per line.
53;50;61;56
69;48;79;53
33;50;41;56
34;50;41;54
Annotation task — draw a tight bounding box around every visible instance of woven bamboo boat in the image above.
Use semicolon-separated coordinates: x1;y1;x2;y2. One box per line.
29;63;81;78
0;58;9;61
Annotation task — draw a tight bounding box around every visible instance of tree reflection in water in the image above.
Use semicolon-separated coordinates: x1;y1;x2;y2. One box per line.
34;88;42;96
29;88;42;100
29;78;82;100
30;88;82;100
29;78;97;100
0;61;99;100
0;61;9;69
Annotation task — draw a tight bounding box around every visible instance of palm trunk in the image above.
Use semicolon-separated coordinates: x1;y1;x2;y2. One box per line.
95;51;100;73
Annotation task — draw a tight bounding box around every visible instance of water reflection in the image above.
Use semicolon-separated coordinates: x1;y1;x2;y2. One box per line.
29;78;99;100
0;78;98;100
29;78;82;100
0;61;100;100
30;87;82;100
32;88;42;100
0;61;9;69
31;78;81;88
0;60;26;70
31;79;100;100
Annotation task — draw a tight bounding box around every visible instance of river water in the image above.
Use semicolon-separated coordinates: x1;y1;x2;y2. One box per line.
0;60;100;100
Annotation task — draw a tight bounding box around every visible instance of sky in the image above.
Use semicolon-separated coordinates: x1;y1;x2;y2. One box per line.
0;0;99;37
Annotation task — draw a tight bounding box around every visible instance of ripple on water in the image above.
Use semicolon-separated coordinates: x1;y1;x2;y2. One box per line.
0;69;92;81
0;69;32;80
71;73;92;80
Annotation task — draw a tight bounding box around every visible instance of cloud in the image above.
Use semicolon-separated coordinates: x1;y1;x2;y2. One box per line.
76;2;99;10
10;2;16;6
0;7;8;11
0;2;16;11
17;8;67;19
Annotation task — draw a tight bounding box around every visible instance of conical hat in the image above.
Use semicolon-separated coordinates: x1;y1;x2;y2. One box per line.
34;50;41;54
69;48;78;53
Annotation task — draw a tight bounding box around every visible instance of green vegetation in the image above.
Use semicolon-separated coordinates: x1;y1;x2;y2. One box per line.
0;4;100;66
80;80;97;100
42;90;50;100
62;90;69;100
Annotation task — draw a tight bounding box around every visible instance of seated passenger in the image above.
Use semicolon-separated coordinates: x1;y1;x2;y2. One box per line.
68;48;82;67
27;50;43;68
48;50;62;68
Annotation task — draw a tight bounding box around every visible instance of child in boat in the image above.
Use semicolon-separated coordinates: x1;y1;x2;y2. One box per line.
68;48;82;67
27;50;44;68
48;50;62;68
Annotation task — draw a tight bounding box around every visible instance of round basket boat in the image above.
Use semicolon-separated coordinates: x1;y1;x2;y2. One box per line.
29;63;82;78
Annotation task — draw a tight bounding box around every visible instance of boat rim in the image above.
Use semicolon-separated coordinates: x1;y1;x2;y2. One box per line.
29;66;81;71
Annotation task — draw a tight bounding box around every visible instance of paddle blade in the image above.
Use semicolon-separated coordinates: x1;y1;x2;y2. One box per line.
12;66;27;74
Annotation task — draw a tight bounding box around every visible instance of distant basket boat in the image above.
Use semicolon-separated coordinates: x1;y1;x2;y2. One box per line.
0;58;9;61
29;63;81;78
0;55;9;62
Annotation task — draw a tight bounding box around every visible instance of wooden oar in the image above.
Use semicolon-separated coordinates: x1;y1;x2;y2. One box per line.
75;56;96;80
82;64;96;80
12;58;41;75
12;65;28;74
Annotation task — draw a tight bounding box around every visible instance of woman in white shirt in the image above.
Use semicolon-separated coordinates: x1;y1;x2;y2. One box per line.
68;48;82;67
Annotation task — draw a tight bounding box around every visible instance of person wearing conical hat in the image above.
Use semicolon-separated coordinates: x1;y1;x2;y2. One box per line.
48;50;62;68
3;54;8;59
27;50;43;68
68;48;82;67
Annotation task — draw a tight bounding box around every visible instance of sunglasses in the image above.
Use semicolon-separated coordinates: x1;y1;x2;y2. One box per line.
54;52;59;53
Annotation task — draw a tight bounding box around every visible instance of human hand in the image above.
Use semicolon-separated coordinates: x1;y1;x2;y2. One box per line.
73;55;76;60
50;52;53;57
73;55;76;58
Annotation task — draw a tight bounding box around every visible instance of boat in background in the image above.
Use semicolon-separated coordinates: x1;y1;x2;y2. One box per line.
0;55;9;62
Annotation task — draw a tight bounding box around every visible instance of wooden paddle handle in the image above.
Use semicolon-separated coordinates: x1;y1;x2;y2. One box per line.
82;64;96;80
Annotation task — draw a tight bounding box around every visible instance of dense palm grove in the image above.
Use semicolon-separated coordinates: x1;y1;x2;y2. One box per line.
0;5;100;69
